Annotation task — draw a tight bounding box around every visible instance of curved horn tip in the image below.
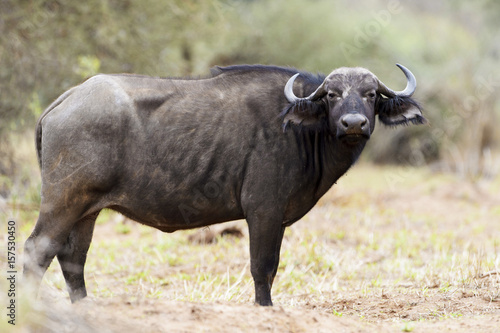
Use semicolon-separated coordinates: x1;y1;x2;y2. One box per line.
396;63;417;97
395;63;406;70
284;73;301;103
289;73;300;83
396;63;413;76
396;63;416;82
288;73;300;83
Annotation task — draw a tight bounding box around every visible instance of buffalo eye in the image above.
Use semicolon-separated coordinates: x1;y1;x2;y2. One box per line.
364;91;376;100
327;92;341;100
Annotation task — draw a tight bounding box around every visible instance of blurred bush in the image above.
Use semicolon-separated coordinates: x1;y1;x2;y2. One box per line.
0;0;232;134
1;0;499;186
218;0;500;176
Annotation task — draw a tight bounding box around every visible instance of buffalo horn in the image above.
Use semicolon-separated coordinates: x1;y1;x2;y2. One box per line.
377;63;417;98
284;73;327;103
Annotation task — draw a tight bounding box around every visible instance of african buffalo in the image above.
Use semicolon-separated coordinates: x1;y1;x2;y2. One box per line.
24;64;425;306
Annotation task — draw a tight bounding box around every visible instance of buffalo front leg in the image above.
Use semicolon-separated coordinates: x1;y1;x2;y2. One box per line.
270;226;285;287
56;212;99;303
246;214;286;306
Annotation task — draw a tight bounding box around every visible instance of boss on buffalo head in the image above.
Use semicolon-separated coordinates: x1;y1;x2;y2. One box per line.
282;64;426;144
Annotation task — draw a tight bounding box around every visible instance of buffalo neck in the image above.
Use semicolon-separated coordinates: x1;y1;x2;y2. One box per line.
293;129;366;200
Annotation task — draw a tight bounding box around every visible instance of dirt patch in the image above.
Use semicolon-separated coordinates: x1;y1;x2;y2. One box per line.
25;295;386;333
9;165;500;332
187;221;245;244
19;291;500;332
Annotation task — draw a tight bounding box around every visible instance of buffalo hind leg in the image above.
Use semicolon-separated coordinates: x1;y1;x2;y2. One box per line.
24;210;80;298
247;213;286;306
57;211;99;303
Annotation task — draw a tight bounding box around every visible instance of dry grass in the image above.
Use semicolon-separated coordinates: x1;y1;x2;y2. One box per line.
2;161;500;331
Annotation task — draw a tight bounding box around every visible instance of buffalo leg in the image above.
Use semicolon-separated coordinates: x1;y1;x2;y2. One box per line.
56;212;99;303
270;226;286;287
247;215;286;306
23;210;80;297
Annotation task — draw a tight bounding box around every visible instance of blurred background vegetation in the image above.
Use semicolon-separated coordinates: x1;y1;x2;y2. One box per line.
0;0;499;203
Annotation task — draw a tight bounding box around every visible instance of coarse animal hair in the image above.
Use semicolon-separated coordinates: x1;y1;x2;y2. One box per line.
376;95;426;126
280;99;327;132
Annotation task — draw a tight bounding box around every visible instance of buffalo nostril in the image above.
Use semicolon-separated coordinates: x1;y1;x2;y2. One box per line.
341;117;349;129
340;114;368;131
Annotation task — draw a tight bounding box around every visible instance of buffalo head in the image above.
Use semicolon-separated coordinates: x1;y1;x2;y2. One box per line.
282;64;426;145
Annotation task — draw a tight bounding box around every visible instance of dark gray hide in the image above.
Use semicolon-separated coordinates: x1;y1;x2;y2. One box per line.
24;64;425;306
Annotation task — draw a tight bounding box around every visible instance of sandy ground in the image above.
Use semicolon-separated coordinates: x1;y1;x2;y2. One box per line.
5;165;500;332
18;292;500;332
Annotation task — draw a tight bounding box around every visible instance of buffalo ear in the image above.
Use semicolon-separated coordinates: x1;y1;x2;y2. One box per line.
280;100;326;131
376;96;427;126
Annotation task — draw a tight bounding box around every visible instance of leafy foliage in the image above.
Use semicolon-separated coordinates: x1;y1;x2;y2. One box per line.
0;0;233;135
0;0;499;180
